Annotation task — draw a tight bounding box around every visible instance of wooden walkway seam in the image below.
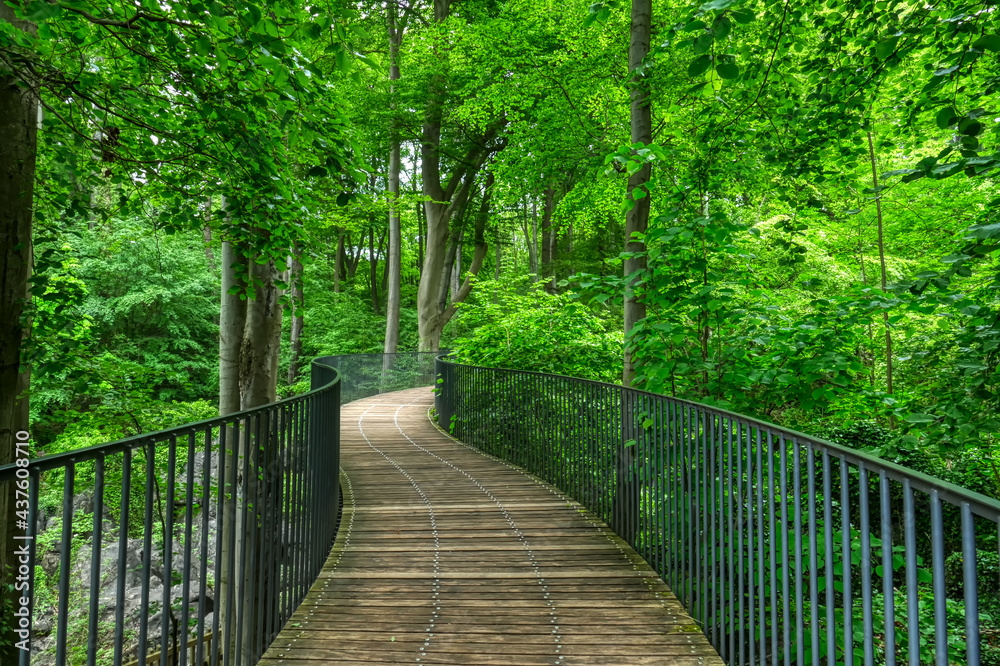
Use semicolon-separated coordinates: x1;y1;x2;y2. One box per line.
260;387;723;666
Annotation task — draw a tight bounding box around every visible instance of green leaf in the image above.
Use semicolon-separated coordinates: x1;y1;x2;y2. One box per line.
699;0;740;11
973;34;1000;52
933;64;960;77
730;8;754;23
688;55;712;77
307;166;328;178
24;0;63;20
935;107;958;129
875;37;898;60
716;62;739;79
336;192;350;206
904;413;936;424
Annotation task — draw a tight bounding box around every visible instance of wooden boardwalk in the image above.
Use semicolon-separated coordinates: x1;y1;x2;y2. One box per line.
260;387;722;666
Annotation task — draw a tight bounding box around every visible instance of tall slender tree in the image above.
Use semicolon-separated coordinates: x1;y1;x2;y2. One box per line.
623;0;652;387
0;7;36;659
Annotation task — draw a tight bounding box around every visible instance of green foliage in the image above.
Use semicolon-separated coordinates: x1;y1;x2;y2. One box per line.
29;219;220;448
448;276;623;383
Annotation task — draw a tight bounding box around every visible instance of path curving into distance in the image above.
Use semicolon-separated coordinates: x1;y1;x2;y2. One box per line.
259;387;722;666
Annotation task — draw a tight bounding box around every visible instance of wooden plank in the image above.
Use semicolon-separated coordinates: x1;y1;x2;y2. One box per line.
261;388;722;665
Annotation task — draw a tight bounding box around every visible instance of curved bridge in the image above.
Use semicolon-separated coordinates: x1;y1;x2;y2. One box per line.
3;352;998;665
260;388;719;665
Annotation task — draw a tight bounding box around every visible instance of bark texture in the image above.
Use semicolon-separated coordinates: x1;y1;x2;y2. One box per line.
0;8;36;659
239;253;283;409
623;0;652;387
384;0;403;355
416;0;506;351
218;239;247;416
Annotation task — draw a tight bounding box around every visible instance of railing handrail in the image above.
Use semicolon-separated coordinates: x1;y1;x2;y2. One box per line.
436;355;1000;523
0;356;341;481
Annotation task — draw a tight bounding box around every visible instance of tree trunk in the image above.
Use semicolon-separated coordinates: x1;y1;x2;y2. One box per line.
287;243;304;385
239;251;283;409
451;240;462;303
334;231;344;293
0;8;37;659
219;237;247;416
867;131;893;396
540;186;560;293
623;0;652;387
346;233;361;280
417;194;424;276
203;225;216;271
416;0;505;351
522;197;538;280
369;225;380;314
440;171;495;328
384;1;403;355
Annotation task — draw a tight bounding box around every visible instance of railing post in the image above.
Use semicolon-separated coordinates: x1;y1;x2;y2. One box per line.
616;386;639;546
435;356;454;433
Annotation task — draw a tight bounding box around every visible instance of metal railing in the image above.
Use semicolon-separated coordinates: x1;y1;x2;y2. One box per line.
0;352;441;666
436;356;1000;666
1;355;341;666
314;352;440;405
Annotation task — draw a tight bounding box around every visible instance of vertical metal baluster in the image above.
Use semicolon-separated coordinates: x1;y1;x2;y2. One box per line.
179;432;197;666
648;394;655;564
56;464;75;666
730;421;752;666
287;405;299;612
667;401;681;591
840;458;853;666
591;384;598;516
879;472;895;666
930;490;947;666
235;416;254;666
162;435;178;666
779;436;790;666
741;423;757;664
860;464;873;666
686;405;694;609
711;413;720;648
658;398;666;581
756;428;765;662
21;471;40;666
86;455;104;666
257;410;276;653
903;480;919;666
224;418;241;666
114;450;132;665
961;503;980;666
281;404;293;628
768;431;777;666
705;411;713;638
727;417;735;663
195;428;212;666
212;424;227;666
139;442;156;664
823;451;834;666
807;447;819;666
694;408;703;623
792;439;803;666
